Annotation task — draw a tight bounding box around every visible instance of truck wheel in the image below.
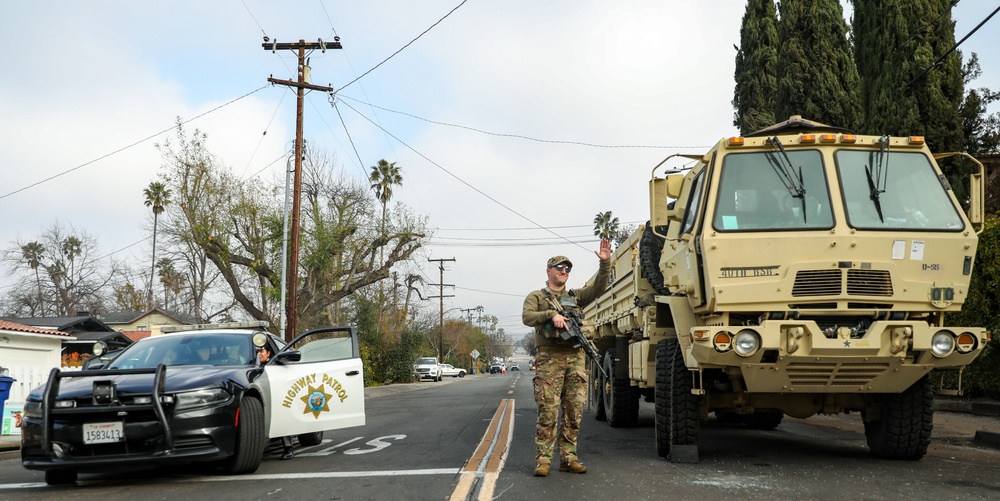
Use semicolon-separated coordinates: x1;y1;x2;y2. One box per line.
221;397;265;474
590;356;607;421
864;375;933;460
666;338;699;457
654;339;671;457
639;222;669;295
602;349;639;427
298;430;324;447
45;469;77;485
742;411;784;430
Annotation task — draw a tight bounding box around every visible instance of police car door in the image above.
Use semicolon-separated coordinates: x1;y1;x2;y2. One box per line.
264;326;365;438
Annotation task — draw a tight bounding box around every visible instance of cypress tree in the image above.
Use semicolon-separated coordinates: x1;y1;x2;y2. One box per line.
851;0;920;135
853;0;964;152
733;0;779;135
775;0;861;129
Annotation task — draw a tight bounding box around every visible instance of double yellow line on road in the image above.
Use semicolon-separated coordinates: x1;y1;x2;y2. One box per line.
449;398;515;501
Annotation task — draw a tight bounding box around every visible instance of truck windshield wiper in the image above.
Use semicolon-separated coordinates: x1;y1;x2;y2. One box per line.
864;135;891;223
765;136;808;222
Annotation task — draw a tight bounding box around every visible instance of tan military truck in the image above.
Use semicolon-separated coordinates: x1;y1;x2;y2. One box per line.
583;116;989;462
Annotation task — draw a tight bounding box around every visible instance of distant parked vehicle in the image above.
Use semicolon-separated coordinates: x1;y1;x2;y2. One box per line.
509;363;519;371
413;357;442;381
439;364;466;378
489;363;504;374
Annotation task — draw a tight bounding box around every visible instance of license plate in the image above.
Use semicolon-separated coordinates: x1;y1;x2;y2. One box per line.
83;422;125;444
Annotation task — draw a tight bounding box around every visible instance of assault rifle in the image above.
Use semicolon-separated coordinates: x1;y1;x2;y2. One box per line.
559;309;608;379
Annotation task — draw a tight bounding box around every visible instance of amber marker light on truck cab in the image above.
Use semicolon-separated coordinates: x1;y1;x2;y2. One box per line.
800;134;816;143
713;331;732;352
727;137;745;146
955;332;978;354
909;136;925;145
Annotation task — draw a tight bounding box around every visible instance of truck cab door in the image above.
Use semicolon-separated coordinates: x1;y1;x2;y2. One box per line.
663;168;707;307
264;326;365;439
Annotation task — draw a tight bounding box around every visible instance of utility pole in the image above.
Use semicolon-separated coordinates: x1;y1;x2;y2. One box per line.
262;38;341;341
428;257;456;360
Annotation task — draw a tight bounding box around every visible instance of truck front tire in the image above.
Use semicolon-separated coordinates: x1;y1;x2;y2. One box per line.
655;339;699;460
864;375;933;460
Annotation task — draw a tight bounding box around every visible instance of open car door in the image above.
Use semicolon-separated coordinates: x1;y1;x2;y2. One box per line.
264;326;365;439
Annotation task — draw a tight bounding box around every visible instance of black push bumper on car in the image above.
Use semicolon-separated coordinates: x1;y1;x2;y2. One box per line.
21;365;235;471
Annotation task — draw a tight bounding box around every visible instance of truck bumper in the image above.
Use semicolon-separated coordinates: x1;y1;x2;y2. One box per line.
686;319;987;393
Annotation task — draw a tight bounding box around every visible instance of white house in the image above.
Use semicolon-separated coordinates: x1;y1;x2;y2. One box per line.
0;319;75;403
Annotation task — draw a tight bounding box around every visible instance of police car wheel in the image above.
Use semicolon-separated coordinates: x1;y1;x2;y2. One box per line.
221;397;265;474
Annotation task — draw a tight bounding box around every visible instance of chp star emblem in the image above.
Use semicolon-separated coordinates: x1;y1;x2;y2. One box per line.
300;384;334;418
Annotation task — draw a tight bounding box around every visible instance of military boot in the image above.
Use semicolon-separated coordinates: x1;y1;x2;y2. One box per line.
533;462;550;477
559;460;587;474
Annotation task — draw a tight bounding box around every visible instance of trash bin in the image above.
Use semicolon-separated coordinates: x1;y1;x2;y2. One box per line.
0;376;15;427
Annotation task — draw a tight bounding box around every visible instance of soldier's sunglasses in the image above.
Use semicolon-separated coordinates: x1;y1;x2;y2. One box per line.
552;265;572;272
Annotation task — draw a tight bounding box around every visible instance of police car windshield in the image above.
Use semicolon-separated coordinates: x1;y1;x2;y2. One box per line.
107;334;255;369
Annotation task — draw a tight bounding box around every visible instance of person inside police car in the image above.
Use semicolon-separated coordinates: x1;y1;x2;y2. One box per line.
522;238;611;477
254;343;295;459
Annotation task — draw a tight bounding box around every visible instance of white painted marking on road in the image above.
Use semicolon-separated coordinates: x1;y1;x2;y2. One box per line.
191;469;461;480
0;469;462;490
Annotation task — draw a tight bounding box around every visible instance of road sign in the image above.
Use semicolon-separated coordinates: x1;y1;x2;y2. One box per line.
471;349;480;359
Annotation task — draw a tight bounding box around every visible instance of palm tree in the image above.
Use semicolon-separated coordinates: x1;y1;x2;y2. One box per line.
157;258;182;309
593;211;620;242
144;181;172;309
369;159;403;237
62;236;82;280
369;159;403;321
21;241;46;313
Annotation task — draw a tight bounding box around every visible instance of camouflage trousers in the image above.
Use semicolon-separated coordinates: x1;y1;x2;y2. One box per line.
533;346;587;465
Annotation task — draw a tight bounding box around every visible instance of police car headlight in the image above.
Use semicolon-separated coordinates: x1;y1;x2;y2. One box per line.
174;388;231;411
930;331;955;358
23;400;43;418
733;330;761;357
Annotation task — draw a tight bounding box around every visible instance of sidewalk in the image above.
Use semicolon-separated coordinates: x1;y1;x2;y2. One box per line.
0;435;18;461
934;397;1000;449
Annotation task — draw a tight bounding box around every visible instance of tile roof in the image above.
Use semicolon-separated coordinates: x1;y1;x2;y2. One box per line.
121;330;153;343
0;319;74;337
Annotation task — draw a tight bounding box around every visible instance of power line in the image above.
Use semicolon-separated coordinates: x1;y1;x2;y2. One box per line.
336;0;470;93
336;94;711;150
0;85;269;201
337;99;593;253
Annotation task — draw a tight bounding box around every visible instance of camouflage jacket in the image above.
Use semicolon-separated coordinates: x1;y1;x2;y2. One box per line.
522;259;611;349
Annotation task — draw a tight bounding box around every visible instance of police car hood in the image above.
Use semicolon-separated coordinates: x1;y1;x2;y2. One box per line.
29;365;255;400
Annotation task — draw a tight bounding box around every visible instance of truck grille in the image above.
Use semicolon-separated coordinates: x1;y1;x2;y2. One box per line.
785;362;890;386
846;269;893;296
791;270;841;296
791;269;893;297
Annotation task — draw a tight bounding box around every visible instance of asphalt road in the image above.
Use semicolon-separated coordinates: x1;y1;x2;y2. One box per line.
1;371;999;500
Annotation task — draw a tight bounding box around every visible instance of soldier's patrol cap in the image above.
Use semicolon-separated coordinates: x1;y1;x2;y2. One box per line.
546;255;572;268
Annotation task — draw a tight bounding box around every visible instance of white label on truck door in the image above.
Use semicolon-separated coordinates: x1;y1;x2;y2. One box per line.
910;241;925;261
892;240;905;260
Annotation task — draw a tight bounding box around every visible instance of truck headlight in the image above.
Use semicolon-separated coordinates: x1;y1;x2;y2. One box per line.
930;331;955;357
174;388;231;411
733;330;761;357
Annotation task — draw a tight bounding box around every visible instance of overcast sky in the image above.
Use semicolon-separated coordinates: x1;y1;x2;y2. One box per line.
2;1;998;336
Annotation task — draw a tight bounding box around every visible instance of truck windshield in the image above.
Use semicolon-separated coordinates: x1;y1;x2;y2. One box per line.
836;150;965;231
415;358;437;365
713;150;834;231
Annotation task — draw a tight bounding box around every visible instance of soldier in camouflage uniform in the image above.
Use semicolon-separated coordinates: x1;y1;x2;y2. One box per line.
522;239;611;477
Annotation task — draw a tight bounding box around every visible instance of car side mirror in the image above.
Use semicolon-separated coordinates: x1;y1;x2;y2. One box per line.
273;350;302;365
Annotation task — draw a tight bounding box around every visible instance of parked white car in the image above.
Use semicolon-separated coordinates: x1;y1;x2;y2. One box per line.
439;364;466;378
413;357;441;382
